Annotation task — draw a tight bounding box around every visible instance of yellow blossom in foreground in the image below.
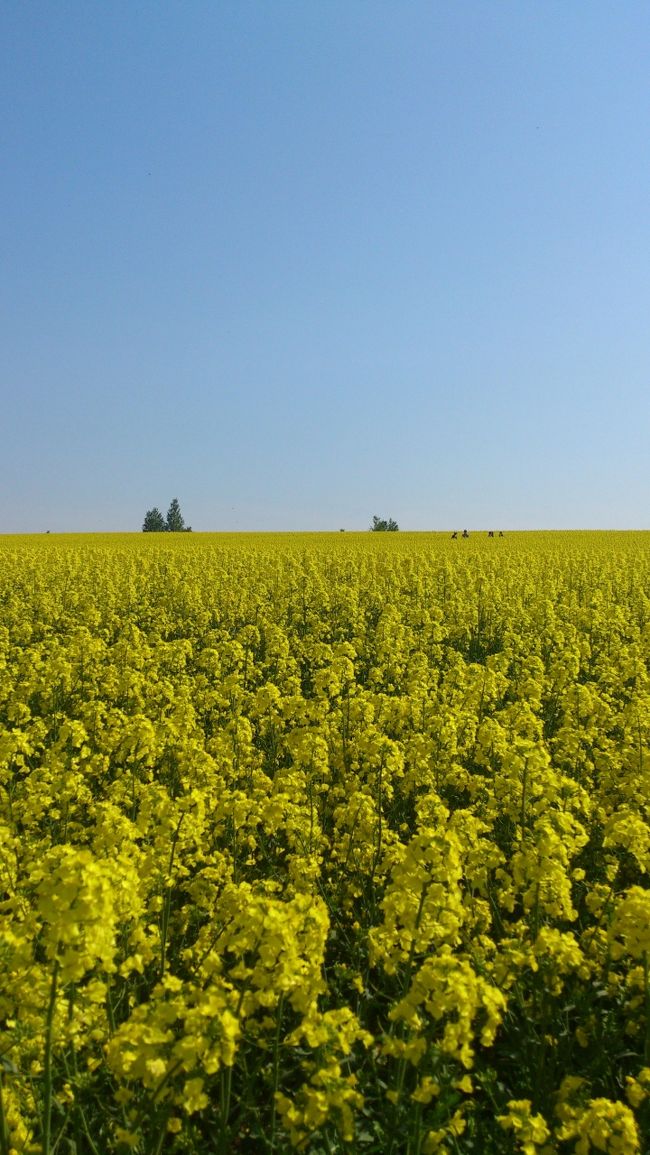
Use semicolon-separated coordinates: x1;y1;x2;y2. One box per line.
556;1097;640;1154
3;531;650;1152
497;1099;552;1155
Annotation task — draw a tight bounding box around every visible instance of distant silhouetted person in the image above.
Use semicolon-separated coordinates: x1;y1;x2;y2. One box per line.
499;530;504;537
451;531;458;539
462;529;469;538
488;531;494;538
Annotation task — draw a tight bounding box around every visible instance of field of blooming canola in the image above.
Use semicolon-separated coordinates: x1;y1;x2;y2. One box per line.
1;531;650;1154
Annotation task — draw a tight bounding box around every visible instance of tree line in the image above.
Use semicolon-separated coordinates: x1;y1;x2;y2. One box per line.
143;505;398;532
370;515;399;532
142;499;191;533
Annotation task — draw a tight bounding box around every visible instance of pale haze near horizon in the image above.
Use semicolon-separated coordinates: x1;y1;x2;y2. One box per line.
2;2;650;533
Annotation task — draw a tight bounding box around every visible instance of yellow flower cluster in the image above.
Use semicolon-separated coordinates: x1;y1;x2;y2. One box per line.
1;530;650;1152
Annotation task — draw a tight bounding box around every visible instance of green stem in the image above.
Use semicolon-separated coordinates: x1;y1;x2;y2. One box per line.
269;996;284;1151
410;1101;423;1155
0;1075;10;1155
74;1098;101;1155
42;959;60;1155
66;1040;101;1155
387;884;432;1155
369;754;386;905
151;1107;171;1155
387;1061;409;1155
49;1109;71;1155
218;1065;233;1154
520;756;528;837
644;952;650;1064
160;814;185;978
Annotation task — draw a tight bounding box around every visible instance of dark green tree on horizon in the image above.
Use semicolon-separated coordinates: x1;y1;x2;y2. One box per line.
370;515;399;532
166;498;185;532
142;508;166;532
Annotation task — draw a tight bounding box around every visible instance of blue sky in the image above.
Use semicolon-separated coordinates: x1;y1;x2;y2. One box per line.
3;1;650;532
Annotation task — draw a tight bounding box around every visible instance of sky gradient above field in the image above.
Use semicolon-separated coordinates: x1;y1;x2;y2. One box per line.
3;2;650;532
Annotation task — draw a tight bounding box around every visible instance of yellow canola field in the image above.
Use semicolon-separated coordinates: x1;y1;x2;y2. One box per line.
1;531;650;1154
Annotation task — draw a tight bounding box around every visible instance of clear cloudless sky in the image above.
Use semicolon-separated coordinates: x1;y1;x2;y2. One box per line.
2;1;650;532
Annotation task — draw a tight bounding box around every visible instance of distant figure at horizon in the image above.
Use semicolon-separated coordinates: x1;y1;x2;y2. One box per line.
462;529;469;538
451;530;458;539
499;530;504;537
488;530;494;538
